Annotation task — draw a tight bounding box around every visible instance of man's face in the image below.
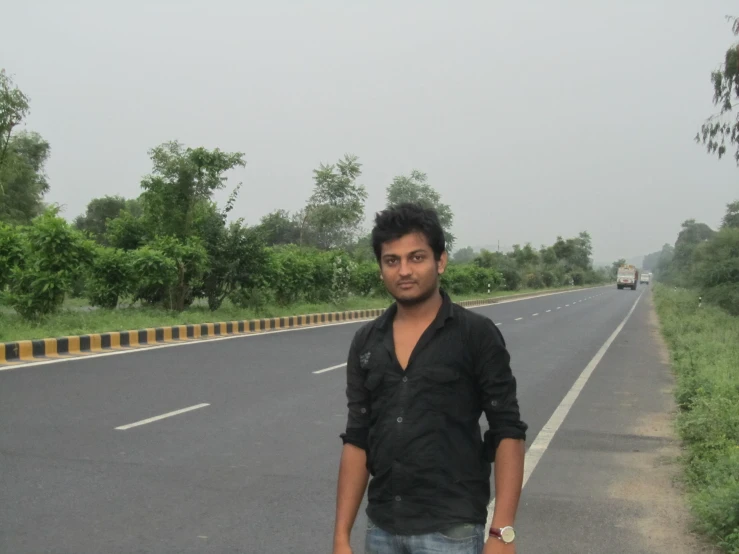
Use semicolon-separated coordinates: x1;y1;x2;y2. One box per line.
379;232;447;306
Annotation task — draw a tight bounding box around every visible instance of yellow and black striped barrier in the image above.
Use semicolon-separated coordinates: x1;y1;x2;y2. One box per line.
0;288;597;367
0;309;388;366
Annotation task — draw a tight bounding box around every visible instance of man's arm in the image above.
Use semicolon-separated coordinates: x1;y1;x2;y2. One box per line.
333;444;370;551
333;331;371;553
490;438;525;529
474;318;527;549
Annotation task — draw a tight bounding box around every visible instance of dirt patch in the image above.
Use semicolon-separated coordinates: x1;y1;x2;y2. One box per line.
606;295;719;553
647;294;672;366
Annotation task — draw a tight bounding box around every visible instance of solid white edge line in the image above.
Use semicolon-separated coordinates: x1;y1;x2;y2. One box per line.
2;286;610;372
115;403;210;430
313;363;347;374
484;290;644;539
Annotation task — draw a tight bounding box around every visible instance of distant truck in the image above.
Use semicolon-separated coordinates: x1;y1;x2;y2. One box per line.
640;272;651;285
616;265;639;290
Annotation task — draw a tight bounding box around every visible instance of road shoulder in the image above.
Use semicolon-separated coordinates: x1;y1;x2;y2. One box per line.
515;290;720;553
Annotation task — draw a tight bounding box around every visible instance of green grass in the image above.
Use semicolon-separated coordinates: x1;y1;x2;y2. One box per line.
653;284;739;553
0;286;595;343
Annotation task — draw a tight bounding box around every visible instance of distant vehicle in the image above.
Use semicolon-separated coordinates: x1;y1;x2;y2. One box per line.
617;265;639;290
640;272;651;285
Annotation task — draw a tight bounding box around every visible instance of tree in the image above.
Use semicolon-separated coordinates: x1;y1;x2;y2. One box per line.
453;246;476;264
656;244;675;282
0;131;51;224
105;209;149;251
6;209;93;319
0;69;30;175
74;195;131;243
539;246;558;266
641;251;661;272
140;141;246;239
695;16;739;164
301;154;367;249
691;227;739;315
474;249;522;290
347;232;375;263
722;200;739;228
509;243;539;268
552;232;593;273
256;209;302;246
195;205;269;310
610;258;627;279
0;221;22;290
673;219;715;274
386;170;455;248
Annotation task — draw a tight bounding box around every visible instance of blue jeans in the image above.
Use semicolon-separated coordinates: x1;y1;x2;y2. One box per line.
365;519;485;554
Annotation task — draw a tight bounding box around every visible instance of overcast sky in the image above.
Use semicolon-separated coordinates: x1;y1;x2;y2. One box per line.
2;0;738;263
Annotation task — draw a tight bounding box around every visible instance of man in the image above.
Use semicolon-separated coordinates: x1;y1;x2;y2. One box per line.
332;203;528;554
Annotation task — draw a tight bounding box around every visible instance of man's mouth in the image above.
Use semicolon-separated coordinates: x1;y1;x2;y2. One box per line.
397;281;416;289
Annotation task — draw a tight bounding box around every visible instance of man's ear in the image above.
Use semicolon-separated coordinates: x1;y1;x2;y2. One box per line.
437;251;448;275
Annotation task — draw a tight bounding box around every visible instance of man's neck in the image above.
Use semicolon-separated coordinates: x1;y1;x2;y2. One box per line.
395;288;443;324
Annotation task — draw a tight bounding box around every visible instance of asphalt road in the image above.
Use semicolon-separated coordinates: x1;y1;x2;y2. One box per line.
1;285;658;554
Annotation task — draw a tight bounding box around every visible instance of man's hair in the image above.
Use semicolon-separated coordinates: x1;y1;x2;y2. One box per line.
371;203;446;262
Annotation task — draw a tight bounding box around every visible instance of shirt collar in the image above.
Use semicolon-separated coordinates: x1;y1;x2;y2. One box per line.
374;288;454;331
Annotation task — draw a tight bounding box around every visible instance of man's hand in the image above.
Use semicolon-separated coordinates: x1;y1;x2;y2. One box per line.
483;537;516;554
332;538;353;554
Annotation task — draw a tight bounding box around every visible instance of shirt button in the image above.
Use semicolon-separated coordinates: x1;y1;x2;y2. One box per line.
490;400;498;407
395;495;402;501
360;408;367;414
402;376;408;383
397;417;403;423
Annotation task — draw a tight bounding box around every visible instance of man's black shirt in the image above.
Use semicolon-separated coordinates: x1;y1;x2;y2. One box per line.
340;289;528;536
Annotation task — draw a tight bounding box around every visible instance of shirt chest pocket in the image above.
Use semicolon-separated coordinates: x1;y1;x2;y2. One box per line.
420;365;466;418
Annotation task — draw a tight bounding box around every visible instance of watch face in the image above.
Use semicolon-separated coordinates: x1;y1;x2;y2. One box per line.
501;527;516;543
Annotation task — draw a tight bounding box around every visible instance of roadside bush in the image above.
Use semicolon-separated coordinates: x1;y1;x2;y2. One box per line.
442;264;502;295
0;221;22;291
307;250;335;304
269;245;317;305
105;209;148;250
131;246;178;307
148;236;209;311
86;247;135;309
541;270;556;288
350;261;382;296
6;211;93;320
330;253;357;304
229;286;274;311
524;271;544;289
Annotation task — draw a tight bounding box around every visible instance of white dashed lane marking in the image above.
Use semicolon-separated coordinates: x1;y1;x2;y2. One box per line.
115;403;210;430
313;363;347;374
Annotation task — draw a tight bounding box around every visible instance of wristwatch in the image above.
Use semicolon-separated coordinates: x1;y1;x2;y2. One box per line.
489;526;516;544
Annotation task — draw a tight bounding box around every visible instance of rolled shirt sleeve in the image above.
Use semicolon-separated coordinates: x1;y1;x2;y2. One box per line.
474;318;528;461
340;331;370;450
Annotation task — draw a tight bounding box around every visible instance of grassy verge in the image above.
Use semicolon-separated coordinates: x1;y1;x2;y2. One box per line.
0;286;595;343
653;284;739;552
